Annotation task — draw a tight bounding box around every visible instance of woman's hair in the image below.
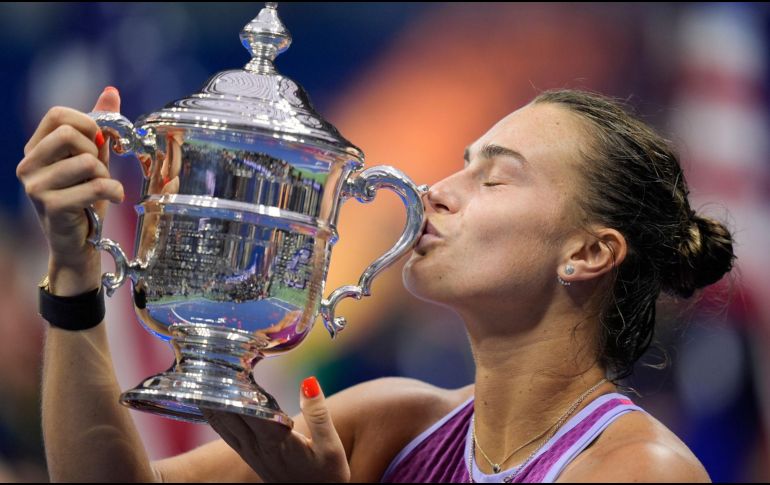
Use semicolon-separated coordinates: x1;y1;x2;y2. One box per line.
533;89;736;381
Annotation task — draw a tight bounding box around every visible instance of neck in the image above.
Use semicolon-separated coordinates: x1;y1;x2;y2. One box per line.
465;309;614;474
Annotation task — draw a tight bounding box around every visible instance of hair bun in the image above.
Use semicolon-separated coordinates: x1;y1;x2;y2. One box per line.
663;214;736;298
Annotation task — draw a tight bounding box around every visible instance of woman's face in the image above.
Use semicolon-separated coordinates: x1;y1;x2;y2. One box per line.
403;102;589;315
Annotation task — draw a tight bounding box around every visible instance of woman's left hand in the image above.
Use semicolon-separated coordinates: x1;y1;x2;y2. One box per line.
203;376;350;483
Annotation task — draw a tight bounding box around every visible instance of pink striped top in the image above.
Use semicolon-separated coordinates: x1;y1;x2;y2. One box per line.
380;392;645;483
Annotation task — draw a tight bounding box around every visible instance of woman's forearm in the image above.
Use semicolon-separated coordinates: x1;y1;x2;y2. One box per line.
41;265;158;482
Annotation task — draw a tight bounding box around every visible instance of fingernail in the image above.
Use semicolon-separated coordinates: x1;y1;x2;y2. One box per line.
95;130;105;149
301;376;321;399
104;86;119;94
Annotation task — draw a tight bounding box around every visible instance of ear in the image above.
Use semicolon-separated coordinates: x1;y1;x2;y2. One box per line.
559;227;627;284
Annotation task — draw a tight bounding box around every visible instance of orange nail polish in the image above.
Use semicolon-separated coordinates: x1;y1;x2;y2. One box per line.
301;376;321;399
104;86;119;94
95;130;105;149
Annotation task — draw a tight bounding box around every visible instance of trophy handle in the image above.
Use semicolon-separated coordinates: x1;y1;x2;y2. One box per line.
88;111;157;158
320;166;429;339
84;111;155;296
85;206;137;296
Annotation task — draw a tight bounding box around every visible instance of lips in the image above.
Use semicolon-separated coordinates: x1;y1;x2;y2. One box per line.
423;220;442;238
414;219;442;255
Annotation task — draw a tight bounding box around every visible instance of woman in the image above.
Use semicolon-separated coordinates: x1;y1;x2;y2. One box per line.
18;87;733;482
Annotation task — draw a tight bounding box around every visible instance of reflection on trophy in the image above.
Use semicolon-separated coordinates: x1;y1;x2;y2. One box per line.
86;3;427;427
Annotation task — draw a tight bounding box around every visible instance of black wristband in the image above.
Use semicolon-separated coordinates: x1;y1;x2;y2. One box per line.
38;284;106;331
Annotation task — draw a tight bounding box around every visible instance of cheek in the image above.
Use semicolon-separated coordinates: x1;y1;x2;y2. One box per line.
403;194;566;300
465;227;549;287
460;204;564;285
402;221;554;302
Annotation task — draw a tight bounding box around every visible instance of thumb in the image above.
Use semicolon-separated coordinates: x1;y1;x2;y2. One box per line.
299;377;341;450
92;86;121;112
91;86;121;164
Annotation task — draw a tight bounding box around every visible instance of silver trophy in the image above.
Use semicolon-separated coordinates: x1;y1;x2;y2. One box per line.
86;3;426;427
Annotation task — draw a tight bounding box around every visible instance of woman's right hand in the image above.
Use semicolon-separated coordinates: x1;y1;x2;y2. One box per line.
16;87;124;292
203;376;351;483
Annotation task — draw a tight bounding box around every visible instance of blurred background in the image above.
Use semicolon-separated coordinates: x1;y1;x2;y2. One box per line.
1;2;768;482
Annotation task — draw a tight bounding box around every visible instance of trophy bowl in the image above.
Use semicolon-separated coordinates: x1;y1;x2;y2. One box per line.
86;3;426;426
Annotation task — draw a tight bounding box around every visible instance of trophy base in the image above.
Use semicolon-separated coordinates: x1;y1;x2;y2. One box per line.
119;324;294;428
120;370;294;427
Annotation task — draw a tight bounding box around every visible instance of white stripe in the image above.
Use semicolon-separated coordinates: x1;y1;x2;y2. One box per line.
468;393;634;483
541;405;645;483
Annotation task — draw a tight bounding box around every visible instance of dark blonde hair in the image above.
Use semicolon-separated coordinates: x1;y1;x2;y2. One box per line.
534;89;736;380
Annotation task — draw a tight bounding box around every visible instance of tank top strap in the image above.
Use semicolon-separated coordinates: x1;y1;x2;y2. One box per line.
513;393;646;483
382;391;646;483
466;392;645;483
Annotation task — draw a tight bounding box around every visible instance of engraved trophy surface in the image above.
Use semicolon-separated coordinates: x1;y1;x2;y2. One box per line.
86;3;426;426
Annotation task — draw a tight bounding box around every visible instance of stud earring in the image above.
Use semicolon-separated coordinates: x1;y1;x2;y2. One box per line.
558;264;574;286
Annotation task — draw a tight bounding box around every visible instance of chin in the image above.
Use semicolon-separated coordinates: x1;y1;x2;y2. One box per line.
402;255;451;305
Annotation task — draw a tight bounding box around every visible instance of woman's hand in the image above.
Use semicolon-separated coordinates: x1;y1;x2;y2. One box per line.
203;377;351;483
16;88;124;292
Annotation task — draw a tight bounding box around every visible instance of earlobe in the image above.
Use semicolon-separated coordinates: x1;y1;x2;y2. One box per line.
557;263;575;286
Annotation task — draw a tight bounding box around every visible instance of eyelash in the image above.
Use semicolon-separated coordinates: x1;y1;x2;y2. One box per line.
482;181;503;187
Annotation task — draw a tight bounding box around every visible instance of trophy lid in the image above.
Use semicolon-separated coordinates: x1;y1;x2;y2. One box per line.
139;3;363;161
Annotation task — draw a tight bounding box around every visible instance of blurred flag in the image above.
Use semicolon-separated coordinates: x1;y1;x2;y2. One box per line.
668;4;770;481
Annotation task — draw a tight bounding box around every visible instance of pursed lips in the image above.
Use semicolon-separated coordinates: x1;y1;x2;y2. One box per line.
423;220;442;238
414;219;443;255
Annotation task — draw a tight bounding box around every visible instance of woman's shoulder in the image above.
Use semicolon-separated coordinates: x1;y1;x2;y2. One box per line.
337;377;473;443
557;404;711;482
339;377;474;481
332;376;473;421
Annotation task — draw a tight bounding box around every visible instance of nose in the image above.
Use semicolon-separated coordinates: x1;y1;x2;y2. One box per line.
425;177;457;214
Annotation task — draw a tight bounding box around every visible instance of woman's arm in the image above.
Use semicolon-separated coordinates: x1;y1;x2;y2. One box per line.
153;377;452;482
42;309;159;482
19;89;157;482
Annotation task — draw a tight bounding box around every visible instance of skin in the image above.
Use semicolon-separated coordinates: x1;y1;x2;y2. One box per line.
19;90;710;482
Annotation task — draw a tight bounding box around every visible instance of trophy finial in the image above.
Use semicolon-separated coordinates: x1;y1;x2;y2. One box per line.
240;3;292;73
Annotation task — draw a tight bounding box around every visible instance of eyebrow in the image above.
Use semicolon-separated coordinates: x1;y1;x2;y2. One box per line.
464;143;528;166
